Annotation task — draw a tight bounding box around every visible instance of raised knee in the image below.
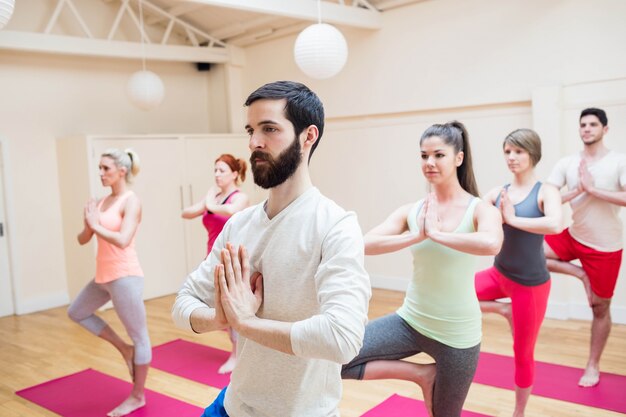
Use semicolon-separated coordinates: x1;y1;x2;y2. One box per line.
67;306;81;323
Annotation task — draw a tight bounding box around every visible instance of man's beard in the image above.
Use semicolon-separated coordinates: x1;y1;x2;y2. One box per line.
582;135;603;147
250;135;302;189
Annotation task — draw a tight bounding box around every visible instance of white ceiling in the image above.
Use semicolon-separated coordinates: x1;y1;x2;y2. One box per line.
0;0;428;64
143;0;427;47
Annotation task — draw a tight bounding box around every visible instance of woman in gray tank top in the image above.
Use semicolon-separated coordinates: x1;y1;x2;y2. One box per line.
475;129;562;417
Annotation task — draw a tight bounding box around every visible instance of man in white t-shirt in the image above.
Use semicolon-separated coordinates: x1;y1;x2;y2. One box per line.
544;107;626;387
172;81;371;417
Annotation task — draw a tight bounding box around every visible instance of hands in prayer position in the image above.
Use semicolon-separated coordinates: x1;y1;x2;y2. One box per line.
214;243;264;332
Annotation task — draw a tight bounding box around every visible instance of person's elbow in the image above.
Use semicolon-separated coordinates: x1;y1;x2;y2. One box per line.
484;235;503;256
546;222;563;235
171;295;192;330
116;238;132;249
326;319;366;364
335;336;363;364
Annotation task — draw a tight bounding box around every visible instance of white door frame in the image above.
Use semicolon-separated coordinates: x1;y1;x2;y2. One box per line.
0;139;16;317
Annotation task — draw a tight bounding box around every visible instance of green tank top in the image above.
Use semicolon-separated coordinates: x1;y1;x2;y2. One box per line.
397;197;482;349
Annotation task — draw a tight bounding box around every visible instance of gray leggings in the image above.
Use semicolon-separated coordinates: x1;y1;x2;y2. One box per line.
342;313;479;417
67;276;152;365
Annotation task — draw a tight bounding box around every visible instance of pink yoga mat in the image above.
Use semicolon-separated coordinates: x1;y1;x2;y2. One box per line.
361;394;490;417
16;369;202;417
151;339;231;388
475;352;626;413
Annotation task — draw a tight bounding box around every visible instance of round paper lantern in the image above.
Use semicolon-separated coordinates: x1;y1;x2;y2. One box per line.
126;70;165;111
294;23;348;80
0;0;15;30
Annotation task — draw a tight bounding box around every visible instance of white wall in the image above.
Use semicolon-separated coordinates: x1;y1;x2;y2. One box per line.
241;0;626;116
0;51;213;314
239;0;626;322
2;0;626;321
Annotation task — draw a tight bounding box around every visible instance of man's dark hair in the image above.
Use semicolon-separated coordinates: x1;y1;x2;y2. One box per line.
245;81;325;161
580;108;608;126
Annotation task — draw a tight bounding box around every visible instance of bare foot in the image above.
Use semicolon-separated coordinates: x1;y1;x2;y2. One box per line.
218;354;237;374
416;363;436;417
499;303;514;337
578;366;600;387
578;273;593;307
107;393;145;417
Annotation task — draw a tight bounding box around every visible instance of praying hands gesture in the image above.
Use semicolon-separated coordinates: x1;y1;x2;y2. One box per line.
578;159;595;193
558;159;593;204
422;193;441;237
214;243;264;332
499;188;516;224
84;198;100;229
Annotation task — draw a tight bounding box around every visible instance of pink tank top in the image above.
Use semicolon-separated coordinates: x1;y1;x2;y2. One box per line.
95;192;144;283
202;190;240;254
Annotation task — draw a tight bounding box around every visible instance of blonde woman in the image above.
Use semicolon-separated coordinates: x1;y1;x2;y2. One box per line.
68;148;150;417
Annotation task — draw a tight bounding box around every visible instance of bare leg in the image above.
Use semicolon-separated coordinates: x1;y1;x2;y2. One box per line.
579;296;612;387
544;243;612;387
544;243;592;305
99;325;134;380
363;361;436;417
511;385;532;417
218;328;238;374
107;364;148;416
480;301;513;335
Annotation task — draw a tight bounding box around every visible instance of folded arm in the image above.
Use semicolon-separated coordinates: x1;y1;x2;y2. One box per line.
364;203;425;255
87;195;142;249
429;201;503;256
504;184;563;235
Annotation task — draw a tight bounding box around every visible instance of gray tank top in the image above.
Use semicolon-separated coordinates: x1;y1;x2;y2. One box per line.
494;182;550;286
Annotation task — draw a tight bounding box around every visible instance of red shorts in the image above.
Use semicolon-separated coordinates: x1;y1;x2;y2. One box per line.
545;228;622;298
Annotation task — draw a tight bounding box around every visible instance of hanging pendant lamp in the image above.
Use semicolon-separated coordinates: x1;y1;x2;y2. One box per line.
126;0;165;111
0;0;15;30
293;0;348;79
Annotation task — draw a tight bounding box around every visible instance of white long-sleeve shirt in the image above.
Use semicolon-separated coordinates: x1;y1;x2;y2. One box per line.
172;187;371;417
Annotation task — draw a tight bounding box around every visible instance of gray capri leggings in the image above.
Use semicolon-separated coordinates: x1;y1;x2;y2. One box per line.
342;313;479;417
67;276;151;365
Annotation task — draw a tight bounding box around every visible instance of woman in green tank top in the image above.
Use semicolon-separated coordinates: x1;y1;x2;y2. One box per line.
342;121;503;417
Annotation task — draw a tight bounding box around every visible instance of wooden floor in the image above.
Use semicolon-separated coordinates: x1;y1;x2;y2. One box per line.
1;288;625;417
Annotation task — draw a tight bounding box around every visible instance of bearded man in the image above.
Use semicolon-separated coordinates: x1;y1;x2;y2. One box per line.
172;80;371;417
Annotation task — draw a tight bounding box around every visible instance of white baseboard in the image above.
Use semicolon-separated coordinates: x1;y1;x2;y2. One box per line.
15;291;70;315
370;275;626;325
370;274;409;292
546;301;626;324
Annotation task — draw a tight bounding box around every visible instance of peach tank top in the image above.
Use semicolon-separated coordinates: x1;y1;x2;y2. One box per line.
95;191;144;283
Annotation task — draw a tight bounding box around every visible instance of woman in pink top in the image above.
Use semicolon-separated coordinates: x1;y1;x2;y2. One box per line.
182;153;249;373
68;148;150;417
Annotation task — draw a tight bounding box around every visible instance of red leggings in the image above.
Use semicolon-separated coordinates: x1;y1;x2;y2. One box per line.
475;266;551;388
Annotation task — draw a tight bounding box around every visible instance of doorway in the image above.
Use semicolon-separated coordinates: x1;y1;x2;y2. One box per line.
0;140;15;316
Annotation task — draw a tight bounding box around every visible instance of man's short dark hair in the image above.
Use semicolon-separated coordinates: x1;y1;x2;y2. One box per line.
580;108;608;126
245;81;325;161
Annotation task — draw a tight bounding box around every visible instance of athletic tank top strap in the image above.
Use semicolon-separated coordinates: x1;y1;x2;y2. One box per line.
407;197;479;234
221;189;240;204
97;191;133;212
495;182;542;216
407;199;425;233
